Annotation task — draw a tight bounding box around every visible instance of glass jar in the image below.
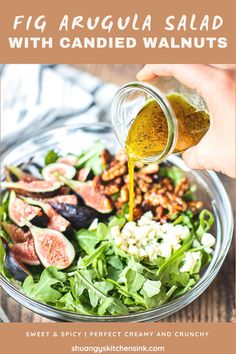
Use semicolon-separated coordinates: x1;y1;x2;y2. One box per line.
111;77;209;163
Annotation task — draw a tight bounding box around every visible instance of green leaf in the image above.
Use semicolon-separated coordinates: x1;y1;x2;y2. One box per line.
159;166;183;185
77;142;104;176
108;215;126;229
125;269;145;293
0;238;6;272
44;149;60;165
55;291;92;315
22;266;67;303
141;280;161;298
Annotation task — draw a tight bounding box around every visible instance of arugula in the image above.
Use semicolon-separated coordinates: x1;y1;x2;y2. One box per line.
77;142;105;175
44;149;60;165
0;239;5;273
159;166;183;185
22;267;68;303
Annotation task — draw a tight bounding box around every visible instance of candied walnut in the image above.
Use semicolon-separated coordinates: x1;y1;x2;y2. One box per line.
136;173;153;184
137;179;149;193
103;183;120;196
101;162;127;181
101;149;112;166
162;178;174;191
174;177;190;196
188;201;203;212
133;207;143;219
154;206;164;220
120;185;129;202
139;164;159;175
115;149;128;164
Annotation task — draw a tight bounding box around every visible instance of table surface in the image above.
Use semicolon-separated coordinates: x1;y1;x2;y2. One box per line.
0;64;235;323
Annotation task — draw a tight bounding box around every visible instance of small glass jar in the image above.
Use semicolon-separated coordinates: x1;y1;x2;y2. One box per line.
111;77;209;163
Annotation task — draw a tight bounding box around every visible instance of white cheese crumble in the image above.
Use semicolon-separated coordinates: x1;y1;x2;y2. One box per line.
110;211;191;261
180;251;201;273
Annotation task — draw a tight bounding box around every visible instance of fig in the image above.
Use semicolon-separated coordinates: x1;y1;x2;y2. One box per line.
25;221;75;269
77;168;93;182
22;197;71;233
1;180;62;197
4;246;31;281
11;238;40;265
55;175;113;213
6;165;40;182
1;221;31;243
51;203;100;230
46;194;78;205
57;155;78;166
42;162;76;182
8;191;48;228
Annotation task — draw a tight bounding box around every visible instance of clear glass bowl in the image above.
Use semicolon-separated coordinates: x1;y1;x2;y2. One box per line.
0;123;233;322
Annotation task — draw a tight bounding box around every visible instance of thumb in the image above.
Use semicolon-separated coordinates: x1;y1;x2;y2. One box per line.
182;146;205;171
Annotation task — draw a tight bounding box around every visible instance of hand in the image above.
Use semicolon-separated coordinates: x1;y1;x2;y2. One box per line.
137;64;236;178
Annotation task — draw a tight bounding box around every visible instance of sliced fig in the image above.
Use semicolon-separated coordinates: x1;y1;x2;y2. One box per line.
77;167;93;182
47;194;78;205
51;203;99;230
1;221;31;243
57;155;78;166
54;175;113;213
25;221;75;269
4;248;31;281
1;180;62;197
8;191;48;228
6;165;40;182
42;162;76;182
22;197;71;233
11;238;40;265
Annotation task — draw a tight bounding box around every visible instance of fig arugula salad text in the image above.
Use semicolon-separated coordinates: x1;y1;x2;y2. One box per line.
0;143;215;316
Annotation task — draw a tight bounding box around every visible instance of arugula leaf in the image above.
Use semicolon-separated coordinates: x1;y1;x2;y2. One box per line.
141;280;161;298
0;238;6;273
125;269;145;293
44;149;60;165
77;142;104;175
159;166;183;185
0;191;10;223
56;291;92;315
22;266;67;303
75;229;100;254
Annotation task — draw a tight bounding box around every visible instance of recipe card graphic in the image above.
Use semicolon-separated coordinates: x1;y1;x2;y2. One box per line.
0;0;235;353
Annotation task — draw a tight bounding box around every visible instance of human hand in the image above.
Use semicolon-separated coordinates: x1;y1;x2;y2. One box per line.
137;64;236;178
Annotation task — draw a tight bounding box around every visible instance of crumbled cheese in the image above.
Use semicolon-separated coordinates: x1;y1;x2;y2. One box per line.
110;212;194;261
201;233;215;247
180;251;201;273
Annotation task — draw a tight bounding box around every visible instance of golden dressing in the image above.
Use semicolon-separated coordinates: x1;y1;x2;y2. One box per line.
125;93;210;221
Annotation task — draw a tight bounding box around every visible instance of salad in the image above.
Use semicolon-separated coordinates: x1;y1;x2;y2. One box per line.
0;143;215;316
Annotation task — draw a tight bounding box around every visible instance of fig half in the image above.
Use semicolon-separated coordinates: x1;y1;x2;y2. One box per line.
11;238;40;266
51;203;99;230
8;191;48;228
42;162;76;182
25;221;75;269
55;174;113;213
1;221;31;243
1;180;62;197
57;155;78;166
46;194;78;205
22;197;71;233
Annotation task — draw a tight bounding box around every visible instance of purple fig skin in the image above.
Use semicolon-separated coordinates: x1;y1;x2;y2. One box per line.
51;203;100;230
5;249;31;282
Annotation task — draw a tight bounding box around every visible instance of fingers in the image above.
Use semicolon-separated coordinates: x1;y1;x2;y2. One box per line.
137;64;219;97
182;147;205;171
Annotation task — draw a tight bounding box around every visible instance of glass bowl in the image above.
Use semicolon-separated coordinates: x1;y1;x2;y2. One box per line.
0;123;233;322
